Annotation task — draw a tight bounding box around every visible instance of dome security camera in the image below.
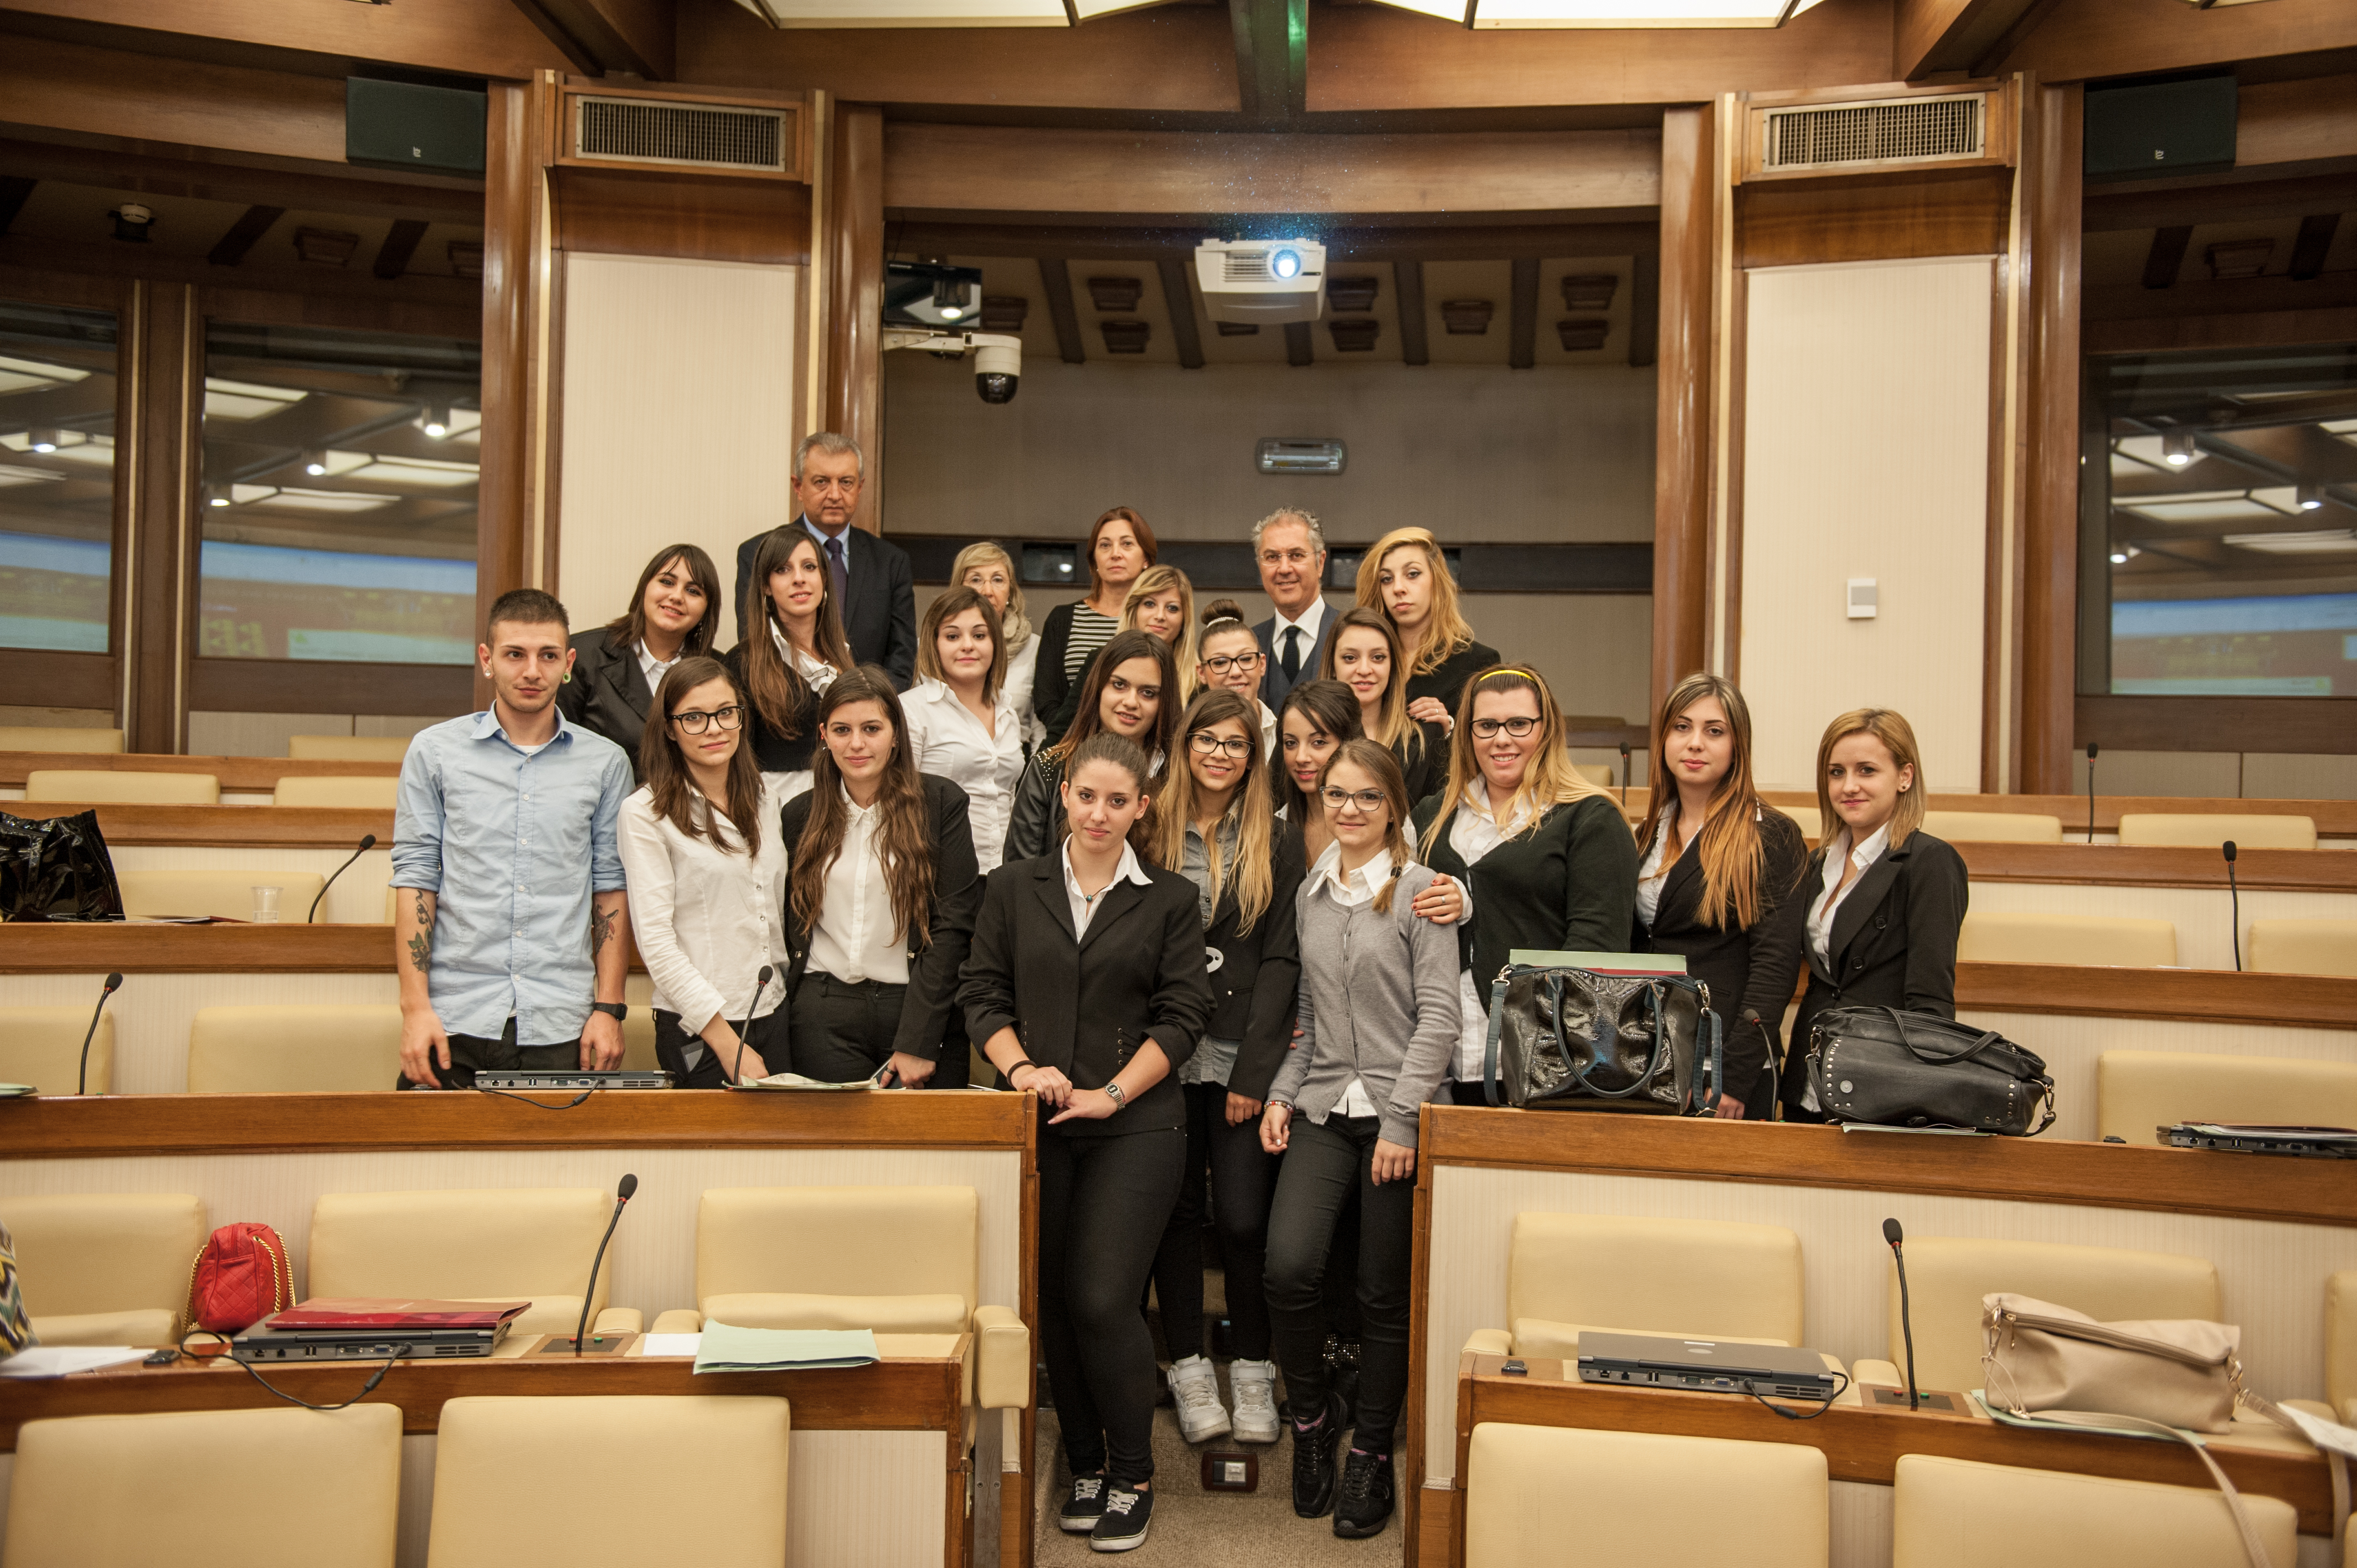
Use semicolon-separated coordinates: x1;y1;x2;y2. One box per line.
974;339;1021;405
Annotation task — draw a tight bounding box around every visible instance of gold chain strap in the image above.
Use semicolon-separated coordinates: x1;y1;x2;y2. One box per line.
183;1228;295;1329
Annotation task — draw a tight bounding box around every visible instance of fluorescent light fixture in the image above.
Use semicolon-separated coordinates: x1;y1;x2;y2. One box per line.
2160;431;2197;467
420;402;451;439
0;463;65;488
2109;551;2129;564
202;378;306;422
249;488;396;514
2222;529;2357;554
0;355;92;396
342;455;479;489
2125;493;2294;526
205;485;231;509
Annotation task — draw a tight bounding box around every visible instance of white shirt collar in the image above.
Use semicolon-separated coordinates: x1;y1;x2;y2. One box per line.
1464;777;1532;837
769;622;836;684
1272;596;1327;642
1062;838;1152;895
1830;818;1893;873
1312;842;1393;906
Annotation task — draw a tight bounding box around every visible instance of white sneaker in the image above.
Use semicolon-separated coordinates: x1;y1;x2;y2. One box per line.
1228;1358;1280;1443
1168;1354;1233;1443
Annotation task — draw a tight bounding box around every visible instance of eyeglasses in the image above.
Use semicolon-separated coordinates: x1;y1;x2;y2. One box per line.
1202;651;1262;675
1321;786;1388;813
1189;731;1254;759
1469;716;1540;739
669;705;745;734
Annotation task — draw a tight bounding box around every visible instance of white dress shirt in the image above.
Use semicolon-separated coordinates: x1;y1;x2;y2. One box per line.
615;775;794;1037
637;641;683;692
1808;819;1892;970
806;793;913;985
902;675;1025;872
1309;840;1390;1118
1444;781;1531;1080
1635;813;1675;928
1063;837;1154;941
1269;597;1329;680
768;622;840;697
1255;699;1278;762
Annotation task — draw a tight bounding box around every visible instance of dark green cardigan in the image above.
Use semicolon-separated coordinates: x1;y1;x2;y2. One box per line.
1412;791;1640;1003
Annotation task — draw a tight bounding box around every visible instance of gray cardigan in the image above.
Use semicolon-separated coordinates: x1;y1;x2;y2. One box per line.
1269;860;1462;1148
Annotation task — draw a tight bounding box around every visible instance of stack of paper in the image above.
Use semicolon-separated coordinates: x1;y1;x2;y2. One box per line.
692;1322;879;1373
1;1347;148;1379
730;1065;889;1093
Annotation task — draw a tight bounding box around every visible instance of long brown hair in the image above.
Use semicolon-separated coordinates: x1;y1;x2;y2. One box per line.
789;667;938;947
1047;628;1180;770
740;529;854;738
1063;729;1155;854
1815;707;1926;848
1274;677;1363;824
1634;673;1768;930
640;656;764;858
915;584;1007;700
1322;736;1414;915
1322;606;1422;761
606;543;722;659
1151;688;1277;935
1420;664;1612;861
1355;526;1476;677
1084;507;1156;594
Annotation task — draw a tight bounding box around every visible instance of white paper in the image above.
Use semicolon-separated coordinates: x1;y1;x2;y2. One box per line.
639;1334;702;1358
0;1347;148;1379
2276;1402;2357;1460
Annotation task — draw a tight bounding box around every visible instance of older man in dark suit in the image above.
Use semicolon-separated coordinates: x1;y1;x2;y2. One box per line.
1251;507;1338;711
732;432;918;689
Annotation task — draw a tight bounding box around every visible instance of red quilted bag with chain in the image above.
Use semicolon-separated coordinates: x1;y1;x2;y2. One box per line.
186;1223;294;1334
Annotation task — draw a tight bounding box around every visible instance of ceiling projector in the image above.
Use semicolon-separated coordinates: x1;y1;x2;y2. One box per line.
1195;239;1326;326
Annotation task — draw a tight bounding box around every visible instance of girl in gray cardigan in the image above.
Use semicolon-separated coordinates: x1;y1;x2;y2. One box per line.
1258;737;1460;1542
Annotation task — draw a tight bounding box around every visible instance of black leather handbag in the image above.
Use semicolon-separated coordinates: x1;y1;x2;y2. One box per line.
1482;963;1723;1115
1;808;123;921
1805;1007;2055;1134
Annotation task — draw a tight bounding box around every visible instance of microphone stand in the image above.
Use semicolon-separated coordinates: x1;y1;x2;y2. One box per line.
732;966;774;1085
1889;1230;1921;1411
308;833;378;924
77;973;122;1096
569;1175;637;1356
2224;842;2241;972
2085;744;2098;844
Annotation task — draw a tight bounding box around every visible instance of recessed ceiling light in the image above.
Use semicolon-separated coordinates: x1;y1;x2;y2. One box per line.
2109;551;2128;564
2295;481;2326;512
28;427;59;454
302;448;327;477
2161;431;2196;467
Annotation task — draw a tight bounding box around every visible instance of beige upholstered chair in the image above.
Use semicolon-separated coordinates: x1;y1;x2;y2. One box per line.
3;1193;206;1347
650;1186;1030;1411
4;1405;401;1568
1572;763;1613;788
119;868;327;923
1852;1237;2219;1395
274;774;400;809
1465;1423;1828;1567
0;725;123;754
1922;809;2063;844
2329;1270;2355;1426
2097;1051;2357;1145
1461;1213;1805;1360
24;768;218;805
2117;813;2317;851
187;1005;405;1093
2248;919;2357;978
288;734;411;762
428;1396;786;1567
1957;911;2176;967
307;1189;642;1339
1891;1454;2296;1568
0;1005;114;1094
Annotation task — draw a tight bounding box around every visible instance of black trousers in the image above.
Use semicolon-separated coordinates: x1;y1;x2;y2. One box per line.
1264;1114;1415;1451
652;1007;790;1088
1038;1126;1186;1486
1150;1081;1278;1363
788;974;905;1082
394;1017;573;1090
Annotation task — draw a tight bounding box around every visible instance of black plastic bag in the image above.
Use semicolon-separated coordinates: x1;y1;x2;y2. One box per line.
0;809;124;921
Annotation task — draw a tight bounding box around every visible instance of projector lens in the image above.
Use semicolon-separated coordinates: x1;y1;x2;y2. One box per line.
1272;248;1301;280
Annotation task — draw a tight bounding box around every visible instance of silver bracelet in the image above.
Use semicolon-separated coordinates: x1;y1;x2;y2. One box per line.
1104;1081;1127;1108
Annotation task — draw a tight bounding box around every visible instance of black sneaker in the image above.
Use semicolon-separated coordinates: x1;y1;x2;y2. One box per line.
1090;1482;1152;1552
1289;1391;1347;1518
1058;1473;1107;1534
1334;1448;1394;1539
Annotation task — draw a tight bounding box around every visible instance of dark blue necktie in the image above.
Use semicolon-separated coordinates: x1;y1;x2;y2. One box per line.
826;535;848;608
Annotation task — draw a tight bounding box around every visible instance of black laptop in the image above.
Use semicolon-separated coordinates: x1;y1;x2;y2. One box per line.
1576;1332;1844;1401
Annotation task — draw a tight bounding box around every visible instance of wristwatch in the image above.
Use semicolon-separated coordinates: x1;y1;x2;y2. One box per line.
589;1002;627;1021
1104;1081;1127;1109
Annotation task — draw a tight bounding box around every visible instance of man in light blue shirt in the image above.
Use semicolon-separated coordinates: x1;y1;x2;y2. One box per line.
391;588;634;1089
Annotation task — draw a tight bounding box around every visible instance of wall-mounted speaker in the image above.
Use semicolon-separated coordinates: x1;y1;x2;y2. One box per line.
2084;74;2236;183
346;78;487;178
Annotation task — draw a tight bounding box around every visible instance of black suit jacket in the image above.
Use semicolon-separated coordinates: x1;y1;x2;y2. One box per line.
1204;828;1307;1103
959;854;1213;1136
1254;600;1340;711
1777;828;1970;1110
723;643;818;776
778;773;981;1062
556;628;657;776
733;518;918;689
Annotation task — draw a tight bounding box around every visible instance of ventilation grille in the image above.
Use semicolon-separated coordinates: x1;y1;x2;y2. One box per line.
1223;250;1272;283
574;97;787;172
1762;95;1985;172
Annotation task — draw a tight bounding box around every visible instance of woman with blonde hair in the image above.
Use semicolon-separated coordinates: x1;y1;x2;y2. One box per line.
1628;673;1810;1120
1321;606;1444;804
1355;527;1498;731
1035;506;1154;736
1046;563;1199;739
950;540;1042;745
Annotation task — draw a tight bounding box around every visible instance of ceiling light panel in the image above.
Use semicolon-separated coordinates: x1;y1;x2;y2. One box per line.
0;463;65;488
2124;494;2296;526
1460;0;1825;26
2223;529;2357;554
342;455;480;490
733;0;1074;24
0;355;92;397
203;379;307;421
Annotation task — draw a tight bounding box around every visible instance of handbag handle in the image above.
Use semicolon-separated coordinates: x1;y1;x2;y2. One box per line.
1879;1007;2061;1137
1555;974;1670;1101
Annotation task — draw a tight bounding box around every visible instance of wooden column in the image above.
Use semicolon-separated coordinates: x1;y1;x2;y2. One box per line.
825;102;885;534
125;280;197;754
1650;105;1716;722
2020;81;2082;795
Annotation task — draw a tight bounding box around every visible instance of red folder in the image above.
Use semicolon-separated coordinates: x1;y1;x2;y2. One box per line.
270;1298;532;1329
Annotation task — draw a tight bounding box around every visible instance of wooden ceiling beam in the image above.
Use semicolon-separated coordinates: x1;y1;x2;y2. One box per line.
0;137;482;226
1228;0;1305;126
1393;257;1429;367
1038;256;1086;365
1893;0;2043;80
1993;0;2357;86
1155;254;1206;369
1507;256;1537;370
0;179;36;238
2138;225;2190;291
205;203;284;266
506;0;676;79
2288;214;2340;283
371;218;431;281
2083;171;2357;235
0;0;569;82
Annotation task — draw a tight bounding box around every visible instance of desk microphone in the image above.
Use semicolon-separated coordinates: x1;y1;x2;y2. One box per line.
308;833;378;924
733;965;775;1085
2084;742;2098;844
569;1173;637;1356
1618;741;1632;807
77;972;122;1096
1883;1218;1921;1411
2223;842;2241;972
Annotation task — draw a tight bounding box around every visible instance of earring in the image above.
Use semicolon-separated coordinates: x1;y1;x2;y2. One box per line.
562;671;572;684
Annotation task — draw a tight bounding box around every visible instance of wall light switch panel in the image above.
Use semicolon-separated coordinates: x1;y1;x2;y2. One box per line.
1846;579;1878;620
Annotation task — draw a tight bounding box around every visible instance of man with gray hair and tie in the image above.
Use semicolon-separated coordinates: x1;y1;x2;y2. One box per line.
732;432;919;689
1251;508;1337;711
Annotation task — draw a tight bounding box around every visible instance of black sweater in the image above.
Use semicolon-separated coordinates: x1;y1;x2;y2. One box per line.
1412;791;1641;1004
1407;639;1501;721
1197;827;1306;1102
724;642;818;776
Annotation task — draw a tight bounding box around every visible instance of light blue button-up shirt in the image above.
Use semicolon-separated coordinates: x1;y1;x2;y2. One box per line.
390;708;631;1043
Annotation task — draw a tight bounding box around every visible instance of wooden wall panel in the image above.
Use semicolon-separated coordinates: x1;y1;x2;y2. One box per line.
125;281;198;756
0;34;346;166
1651;106;1714;716
2236;74;2357;171
1736;168;2013;270
1996;0;2357;85
825;104;884;535
2020;80;2080;796
1;0;570;82
552;168;812;266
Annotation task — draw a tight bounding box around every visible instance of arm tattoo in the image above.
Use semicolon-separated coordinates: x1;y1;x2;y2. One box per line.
408;891;432;974
591;904;616;957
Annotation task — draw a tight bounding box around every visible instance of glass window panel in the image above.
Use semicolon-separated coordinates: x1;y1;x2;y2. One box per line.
2090;342;2357;697
199;320;481;664
0;300;119;653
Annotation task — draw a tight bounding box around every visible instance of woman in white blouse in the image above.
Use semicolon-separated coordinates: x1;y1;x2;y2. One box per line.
903;586;1026;873
616;656;791;1086
951;541;1043;747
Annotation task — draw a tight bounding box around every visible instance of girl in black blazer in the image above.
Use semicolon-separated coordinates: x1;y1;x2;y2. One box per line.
961;730;1213;1552
1354;527;1500;731
729;529;855;790
777;667;981;1088
1005;629;1179;864
1772;706;1968;1121
1322;607;1445;807
1627;674;1810;1118
558;543;723;775
1142;688;1305;1449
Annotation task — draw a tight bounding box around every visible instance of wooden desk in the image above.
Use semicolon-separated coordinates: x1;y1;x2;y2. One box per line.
5;802;393;848
1612;788;2357;840
2;752;400;791
1952;842;2357;894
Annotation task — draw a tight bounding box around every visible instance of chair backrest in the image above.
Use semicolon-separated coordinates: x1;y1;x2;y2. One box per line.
2097;1050;2357;1145
2328;1270;2355;1421
0;1005;114;1094
1466;1423;1827;1568
696;1187;979;1318
2247;919;2357;979
288;734;411;762
1957;911;2176;968
274;774;400;809
118;868;327;923
3;1193;205;1345
6;1405;400;1568
188;1005;405;1093
1506;1213;1805;1350
2117;812;2317;851
428;1396;787;1568
1921;809;2062;844
1572;763;1613;788
1890;1237;2220;1393
24;768;218;805
0;725;123;754
1891;1454;2295;1568
309;1189;616;1337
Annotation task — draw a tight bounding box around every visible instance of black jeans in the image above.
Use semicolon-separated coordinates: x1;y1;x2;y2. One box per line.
788;974;906;1082
1150;1081;1278;1363
1038;1126;1186;1486
394;1016;574;1090
1264;1114;1415;1452
653;1007;790;1088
